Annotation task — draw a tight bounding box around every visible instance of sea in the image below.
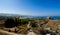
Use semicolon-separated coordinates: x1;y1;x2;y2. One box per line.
28;16;60;20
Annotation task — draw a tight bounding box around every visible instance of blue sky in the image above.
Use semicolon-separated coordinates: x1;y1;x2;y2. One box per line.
0;0;60;16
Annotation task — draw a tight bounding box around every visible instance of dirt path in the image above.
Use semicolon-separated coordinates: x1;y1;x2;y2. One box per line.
27;29;36;35
0;29;22;35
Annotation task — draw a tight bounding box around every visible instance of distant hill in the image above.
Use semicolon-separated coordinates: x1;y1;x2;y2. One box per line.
0;13;60;20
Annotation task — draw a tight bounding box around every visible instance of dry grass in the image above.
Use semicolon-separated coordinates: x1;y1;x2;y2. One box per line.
0;20;60;35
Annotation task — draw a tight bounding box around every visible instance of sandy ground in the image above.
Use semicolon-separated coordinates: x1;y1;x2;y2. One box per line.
27;29;37;35
0;29;37;35
0;29;22;35
27;32;36;35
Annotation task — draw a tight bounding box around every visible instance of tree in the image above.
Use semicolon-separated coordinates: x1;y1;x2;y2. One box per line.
4;18;17;28
20;19;29;25
30;20;37;27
